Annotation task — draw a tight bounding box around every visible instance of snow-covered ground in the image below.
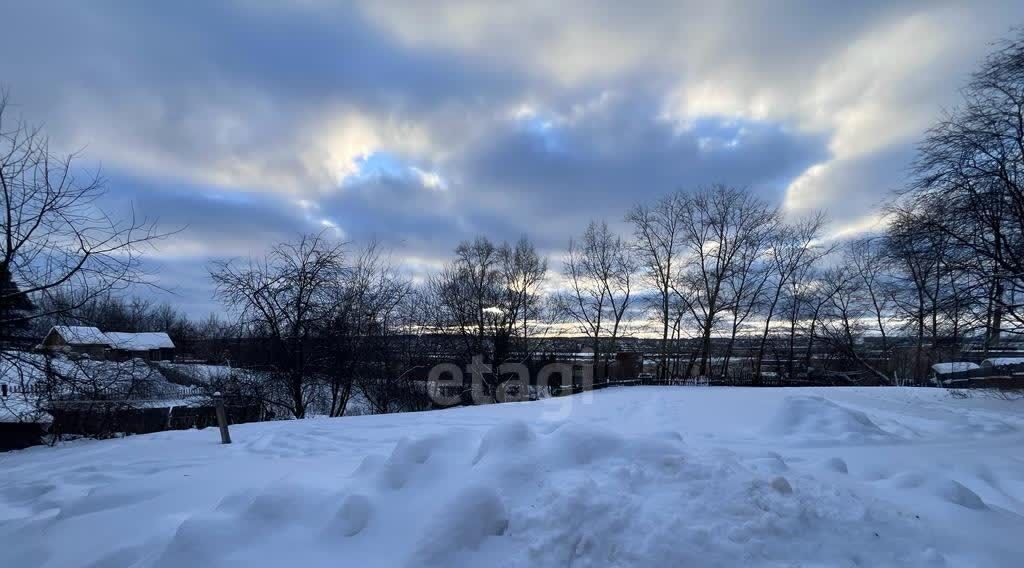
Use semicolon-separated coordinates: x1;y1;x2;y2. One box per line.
1;387;1023;567
1;353;178;424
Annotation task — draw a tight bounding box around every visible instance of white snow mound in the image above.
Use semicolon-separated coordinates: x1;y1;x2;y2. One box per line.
764;395;893;443
144;421;951;567
1;387;1022;567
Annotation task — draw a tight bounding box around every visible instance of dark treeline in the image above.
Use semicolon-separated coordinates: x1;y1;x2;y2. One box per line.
28;292;214;348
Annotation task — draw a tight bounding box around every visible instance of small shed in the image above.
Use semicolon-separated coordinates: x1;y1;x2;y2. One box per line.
106;332;176;361
40;326;111;358
930;362;981;386
931;362;980;374
981;357;1024;371
40;327;176;361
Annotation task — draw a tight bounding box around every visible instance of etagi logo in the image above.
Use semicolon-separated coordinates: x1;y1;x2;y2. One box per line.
426;355;596;419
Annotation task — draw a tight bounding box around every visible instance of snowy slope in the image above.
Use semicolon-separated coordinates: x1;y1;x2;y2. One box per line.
1;387;1023;567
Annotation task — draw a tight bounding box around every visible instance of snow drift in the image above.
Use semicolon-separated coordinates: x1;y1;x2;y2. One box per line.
763;395;893;444
1;387;1022;567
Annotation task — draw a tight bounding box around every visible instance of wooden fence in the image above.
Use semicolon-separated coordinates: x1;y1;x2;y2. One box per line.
0;381;208;402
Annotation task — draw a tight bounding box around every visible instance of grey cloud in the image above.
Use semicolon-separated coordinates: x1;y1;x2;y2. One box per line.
0;1;522;193
2;0;1023;312
99;173;318;256
453;92;829;239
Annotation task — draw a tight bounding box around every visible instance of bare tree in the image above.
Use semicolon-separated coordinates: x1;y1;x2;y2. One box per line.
676;185;777;378
428;235;547;395
904;31;1024;342
0;93;165;344
430;237;501;362
627;192;686;381
883;205;987;381
719;219;776;381
327;240;412;417
557;220;635;377
847;238;896;352
779;250;826;380
500;236;549;359
753;212;829;382
210;232;345;418
814;266;895;384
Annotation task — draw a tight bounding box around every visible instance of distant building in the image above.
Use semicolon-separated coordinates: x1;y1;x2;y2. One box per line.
611;352;642;379
40;326;112;358
931;362;980;375
39;326;175;361
929;361;980;386
105;332;176;361
981;357;1024;371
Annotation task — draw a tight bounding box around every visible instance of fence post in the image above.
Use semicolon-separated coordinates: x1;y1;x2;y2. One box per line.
214;391;232;444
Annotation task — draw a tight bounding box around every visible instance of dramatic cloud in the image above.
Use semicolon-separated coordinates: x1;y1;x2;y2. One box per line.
1;0;1022;314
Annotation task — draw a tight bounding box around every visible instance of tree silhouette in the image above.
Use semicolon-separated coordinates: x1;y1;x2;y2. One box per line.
0;264;35;340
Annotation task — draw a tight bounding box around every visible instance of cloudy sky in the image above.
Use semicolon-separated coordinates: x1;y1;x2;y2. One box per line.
1;0;1022;316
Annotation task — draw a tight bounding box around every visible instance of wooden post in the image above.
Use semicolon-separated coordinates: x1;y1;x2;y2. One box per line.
214;391;232;444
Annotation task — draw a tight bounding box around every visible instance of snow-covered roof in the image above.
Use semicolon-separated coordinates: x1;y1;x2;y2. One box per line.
982;357;1024;367
931;362;980;374
44;327;175;350
48;326;111;345
105;332;175;351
